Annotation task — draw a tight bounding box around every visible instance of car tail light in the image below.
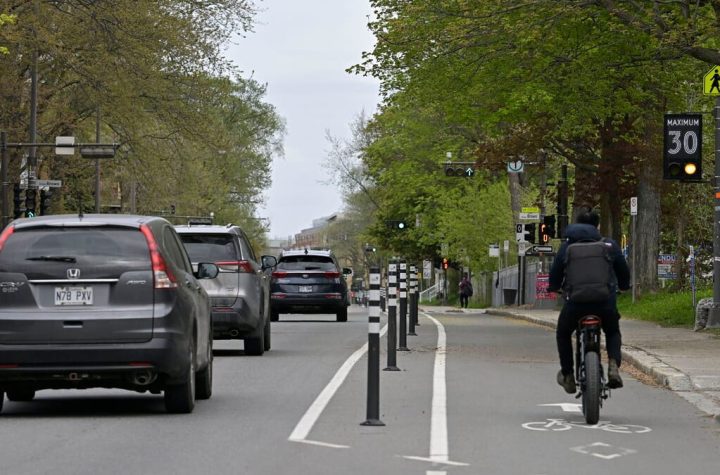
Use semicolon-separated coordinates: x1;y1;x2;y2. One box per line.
272;271;288;278
324;293;343;299
271;293;287;299
212;306;235;312
215;260;254;273
324;271;340;279
140;224;178;289
0;225;15;253
0;364;19;368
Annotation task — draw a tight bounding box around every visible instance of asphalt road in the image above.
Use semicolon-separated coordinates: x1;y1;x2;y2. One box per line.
0;307;718;474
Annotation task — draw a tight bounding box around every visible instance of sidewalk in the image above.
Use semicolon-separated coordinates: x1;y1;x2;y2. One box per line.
420;304;720;419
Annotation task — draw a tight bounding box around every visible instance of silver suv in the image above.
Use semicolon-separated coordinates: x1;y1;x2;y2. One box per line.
175;224;276;355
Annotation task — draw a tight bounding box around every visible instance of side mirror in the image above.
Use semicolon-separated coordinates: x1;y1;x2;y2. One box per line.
342;267;353;275
196;262;219;279
261;255;277;270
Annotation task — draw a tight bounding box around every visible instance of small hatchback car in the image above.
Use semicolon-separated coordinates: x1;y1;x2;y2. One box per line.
175;223;277;355
269;249;351;322
0;214;217;414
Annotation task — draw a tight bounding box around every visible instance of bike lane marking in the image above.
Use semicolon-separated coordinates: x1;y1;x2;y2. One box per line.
288;323;389;448
571;442;637;460
403;312;469;470
538;403;581;413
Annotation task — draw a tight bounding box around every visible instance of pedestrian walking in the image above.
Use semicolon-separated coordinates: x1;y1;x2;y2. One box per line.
459;272;473;309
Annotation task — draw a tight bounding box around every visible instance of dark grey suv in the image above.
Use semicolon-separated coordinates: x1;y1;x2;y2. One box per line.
175;224;276;355
0;215;217;414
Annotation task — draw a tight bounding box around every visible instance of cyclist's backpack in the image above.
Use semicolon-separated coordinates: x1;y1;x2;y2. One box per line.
563;239;614;303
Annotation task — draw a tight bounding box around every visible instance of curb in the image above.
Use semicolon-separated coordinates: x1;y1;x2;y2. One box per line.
485;308;720;418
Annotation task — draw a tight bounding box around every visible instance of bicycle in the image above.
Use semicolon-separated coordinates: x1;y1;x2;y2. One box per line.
575;314;609;424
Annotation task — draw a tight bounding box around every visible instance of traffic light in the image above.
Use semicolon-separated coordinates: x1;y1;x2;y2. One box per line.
386;220;408;230
24;189;36;217
442;258;449;270
444;162;475;177
39;189;53;216
13;184;24;219
540;215;556;243
525;223;536;244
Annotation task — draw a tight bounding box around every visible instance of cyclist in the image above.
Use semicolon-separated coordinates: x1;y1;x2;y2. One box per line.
548;208;631;393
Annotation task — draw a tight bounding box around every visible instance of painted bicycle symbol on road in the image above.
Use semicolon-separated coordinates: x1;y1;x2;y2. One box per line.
522;418;651;434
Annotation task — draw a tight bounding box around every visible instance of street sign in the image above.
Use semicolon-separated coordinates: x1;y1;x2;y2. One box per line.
519;212;540;220
521;207;540;213
703;65;720;96
518;241;528;256
30;179;62;188
422;260;431;279
507;160;524;173
663;113;702;181
531;245;553;253
515;223;525;242
55;136;75;155
489;245;500;257
630;196;637;216
503;240;509;252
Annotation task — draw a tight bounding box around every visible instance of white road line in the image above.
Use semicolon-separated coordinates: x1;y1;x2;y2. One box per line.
404;312;468;467
288;323;389;447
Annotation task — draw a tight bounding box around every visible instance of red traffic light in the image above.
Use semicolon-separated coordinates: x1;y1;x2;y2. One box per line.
442;258;449;270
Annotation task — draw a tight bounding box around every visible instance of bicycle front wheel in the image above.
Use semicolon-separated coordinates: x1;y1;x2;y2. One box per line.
582;351;601;425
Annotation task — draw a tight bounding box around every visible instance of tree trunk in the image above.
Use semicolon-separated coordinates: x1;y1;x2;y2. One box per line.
509;171;522;218
635;159;661;294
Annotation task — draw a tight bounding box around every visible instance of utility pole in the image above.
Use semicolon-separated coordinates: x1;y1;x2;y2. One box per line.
709;96;720;327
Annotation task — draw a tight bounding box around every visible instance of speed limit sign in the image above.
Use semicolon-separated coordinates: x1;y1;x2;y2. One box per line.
630;196;637;216
663;113;702;181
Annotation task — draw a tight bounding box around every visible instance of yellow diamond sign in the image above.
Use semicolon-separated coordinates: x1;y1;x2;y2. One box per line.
703;65;720;96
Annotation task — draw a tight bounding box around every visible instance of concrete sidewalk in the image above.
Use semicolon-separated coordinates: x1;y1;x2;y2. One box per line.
420;304;720;419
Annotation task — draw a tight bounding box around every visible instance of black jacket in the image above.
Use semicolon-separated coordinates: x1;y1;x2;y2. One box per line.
548;224;631;302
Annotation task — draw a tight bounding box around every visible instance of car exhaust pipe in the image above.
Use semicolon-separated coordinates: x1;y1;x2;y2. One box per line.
131;370;157;386
229;329;240;337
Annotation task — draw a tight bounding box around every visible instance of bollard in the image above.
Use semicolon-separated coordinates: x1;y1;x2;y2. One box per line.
398;261;409;351
380;285;386;313
408;265;417;336
384;261;400;371
361;266;385;426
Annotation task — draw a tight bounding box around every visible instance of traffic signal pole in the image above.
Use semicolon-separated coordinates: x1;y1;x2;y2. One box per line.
710;97;720;328
1;132;8;228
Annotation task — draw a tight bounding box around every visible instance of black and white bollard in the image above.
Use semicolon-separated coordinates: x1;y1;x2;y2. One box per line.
408;264;418;336
398;261;409;351
361;266;385;426
384;261;400;371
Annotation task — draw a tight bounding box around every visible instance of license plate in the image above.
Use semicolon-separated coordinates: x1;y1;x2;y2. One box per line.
55;286;93;306
298;285;313;293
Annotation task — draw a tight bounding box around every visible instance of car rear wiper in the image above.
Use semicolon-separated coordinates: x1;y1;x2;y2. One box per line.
26;255;77;263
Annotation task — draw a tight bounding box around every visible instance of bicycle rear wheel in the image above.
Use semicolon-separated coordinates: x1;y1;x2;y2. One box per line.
582;351;601;425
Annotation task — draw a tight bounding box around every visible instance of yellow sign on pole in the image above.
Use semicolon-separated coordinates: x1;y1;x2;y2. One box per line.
703;65;720;96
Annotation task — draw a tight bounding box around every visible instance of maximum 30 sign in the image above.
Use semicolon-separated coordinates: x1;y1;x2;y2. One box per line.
663;113;702;180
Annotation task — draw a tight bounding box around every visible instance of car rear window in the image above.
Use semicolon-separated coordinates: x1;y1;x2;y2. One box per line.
179;234;238;262
277;256;337;271
0;226;150;276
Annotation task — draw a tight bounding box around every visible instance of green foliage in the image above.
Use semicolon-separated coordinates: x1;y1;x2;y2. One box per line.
617;287;711;328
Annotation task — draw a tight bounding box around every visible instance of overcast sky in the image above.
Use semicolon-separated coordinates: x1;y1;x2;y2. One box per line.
226;1;380;240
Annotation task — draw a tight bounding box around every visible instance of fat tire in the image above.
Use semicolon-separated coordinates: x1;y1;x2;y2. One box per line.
195;335;213;400
263;317;271;351
582;351;601;425
336;307;348;322
244;326;265;356
164;344;196;414
6;388;36;402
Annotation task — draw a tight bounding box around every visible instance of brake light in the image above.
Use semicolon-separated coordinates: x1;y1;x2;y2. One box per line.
581;317;601;326
0;364;18;368
272;271;288;278
215;260;254;273
0;225;15;253
324;271;340;279
140;224;178;289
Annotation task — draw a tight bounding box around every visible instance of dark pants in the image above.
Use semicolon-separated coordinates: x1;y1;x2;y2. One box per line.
556;301;622;375
459;294;469;308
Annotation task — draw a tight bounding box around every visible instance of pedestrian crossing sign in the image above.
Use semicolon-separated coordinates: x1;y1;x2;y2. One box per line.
703;65;720;96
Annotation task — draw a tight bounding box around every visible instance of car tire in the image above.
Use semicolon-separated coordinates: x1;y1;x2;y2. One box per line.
164;344;196;414
244;326;265;356
195;335;213;400
270;310;279;322
263;317;271;351
0;391;4;413
337;307;348;322
6;388;35;402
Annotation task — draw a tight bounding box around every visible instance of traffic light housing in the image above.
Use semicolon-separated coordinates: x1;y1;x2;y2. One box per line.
386;220;408;230
525;223;536;244
13;184;24;219
663;156;702;181
540;215;556;243
443;162;475;177
442;258;449;270
24;189;36;217
40;189;53;216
